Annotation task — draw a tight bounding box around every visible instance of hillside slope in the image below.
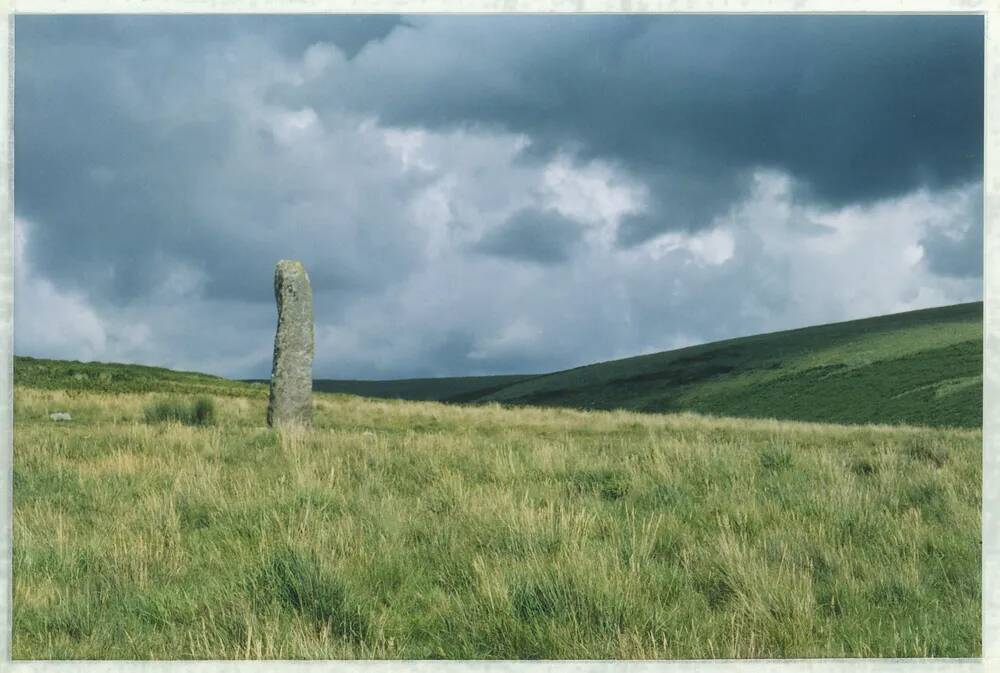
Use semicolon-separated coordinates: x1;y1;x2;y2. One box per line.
312;375;532;402
314;302;983;428
13;356;262;397
15;302;982;429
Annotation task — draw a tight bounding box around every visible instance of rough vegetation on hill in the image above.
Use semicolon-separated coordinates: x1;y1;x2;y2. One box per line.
315;302;984;429
13;356;261;396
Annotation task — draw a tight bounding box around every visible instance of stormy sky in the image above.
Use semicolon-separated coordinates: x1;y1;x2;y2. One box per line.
13;14;984;379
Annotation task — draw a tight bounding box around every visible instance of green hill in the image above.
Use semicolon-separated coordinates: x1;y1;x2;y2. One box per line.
15;301;982;429
313;302;983;428
12;356;262;397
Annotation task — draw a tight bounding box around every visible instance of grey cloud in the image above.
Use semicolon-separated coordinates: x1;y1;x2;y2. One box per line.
12;15;984;380
923;226;983;279
474;208;583;263
15;14;402;57
15;16;428;308
16;14;982;308
294;14;982;244
920;183;983;279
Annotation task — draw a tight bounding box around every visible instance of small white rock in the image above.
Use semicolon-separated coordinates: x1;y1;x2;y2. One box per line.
49;412;72;422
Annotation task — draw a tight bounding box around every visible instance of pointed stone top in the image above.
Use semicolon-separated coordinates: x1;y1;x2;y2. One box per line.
276;259;307;273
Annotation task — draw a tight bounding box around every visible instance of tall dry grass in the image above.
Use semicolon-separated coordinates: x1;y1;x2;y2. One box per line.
12;387;981;658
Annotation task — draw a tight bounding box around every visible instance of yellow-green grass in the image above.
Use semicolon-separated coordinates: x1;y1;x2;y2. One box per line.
13;387;981;659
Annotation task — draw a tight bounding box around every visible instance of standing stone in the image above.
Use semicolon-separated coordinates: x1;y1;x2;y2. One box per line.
267;260;314;428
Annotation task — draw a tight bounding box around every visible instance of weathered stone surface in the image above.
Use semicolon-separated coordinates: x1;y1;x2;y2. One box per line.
267;260;314;427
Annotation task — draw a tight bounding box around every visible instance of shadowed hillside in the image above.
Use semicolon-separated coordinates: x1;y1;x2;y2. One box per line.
312;375;533;402
314;302;983;429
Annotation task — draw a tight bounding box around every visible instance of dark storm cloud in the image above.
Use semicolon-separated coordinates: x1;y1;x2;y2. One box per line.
15;14;402;56
16;13;982;305
14;14;420;306
474;208;583;263
296;14;982;244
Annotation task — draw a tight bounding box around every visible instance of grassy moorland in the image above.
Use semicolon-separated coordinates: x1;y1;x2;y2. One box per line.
13;384;980;659
312;302;982;429
14;356;257;396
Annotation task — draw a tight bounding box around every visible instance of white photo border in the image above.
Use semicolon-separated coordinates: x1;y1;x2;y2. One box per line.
0;1;993;671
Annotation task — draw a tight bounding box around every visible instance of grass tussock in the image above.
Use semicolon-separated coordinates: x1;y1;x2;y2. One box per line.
12;387;981;659
248;547;369;642
143;397;216;426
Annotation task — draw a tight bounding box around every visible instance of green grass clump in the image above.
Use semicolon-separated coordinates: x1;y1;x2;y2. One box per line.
192;397;216;426
248;547;369;641
12;386;981;659
143;397;216;426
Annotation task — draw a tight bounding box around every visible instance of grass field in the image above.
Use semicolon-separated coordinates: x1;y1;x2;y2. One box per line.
13;383;981;658
311;302;983;429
